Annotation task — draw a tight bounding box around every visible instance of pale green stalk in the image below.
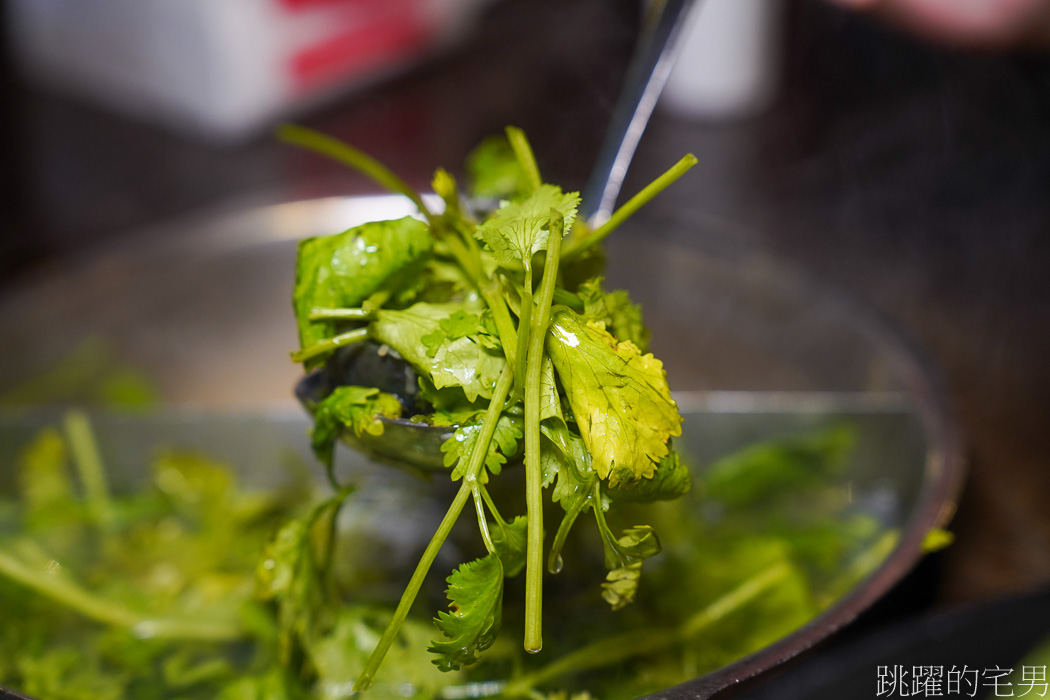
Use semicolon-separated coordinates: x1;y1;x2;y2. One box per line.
547;493;591;574
503;561;791;696
0;548;242;642
561;154;698;260
290;327;369;364
355;364;515;691
445;233;519;367
505;126;542;191
307;307;373;321
473;483;496;554
63;410;114;530
680;562;791;637
522;210;564;653
279;125;432;217
513;266;533;399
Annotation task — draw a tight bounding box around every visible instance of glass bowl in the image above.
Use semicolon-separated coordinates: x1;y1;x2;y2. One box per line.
0;195;964;699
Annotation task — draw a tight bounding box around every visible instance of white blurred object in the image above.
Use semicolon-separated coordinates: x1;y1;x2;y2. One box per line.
8;0;488;143
661;0;785;120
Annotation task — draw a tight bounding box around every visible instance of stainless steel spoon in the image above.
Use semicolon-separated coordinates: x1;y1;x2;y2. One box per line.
296;0;696;469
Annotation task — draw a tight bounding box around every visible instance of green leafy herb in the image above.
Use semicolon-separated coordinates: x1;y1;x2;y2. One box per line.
428;554;505;671
599;526;662;610
546;310;682;487
310;386;403;471
441;413;523;481
474;185;579;269
577;277;650;353
704;425;854;508
491;515;529;578
921;528;954;553
0;409;902;700
277;126;903;696
604;445;691;504
466;135;531;200
370;302;506;403
293;217;432;366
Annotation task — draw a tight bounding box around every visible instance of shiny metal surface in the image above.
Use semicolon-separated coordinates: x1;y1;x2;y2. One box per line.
580;0;695;224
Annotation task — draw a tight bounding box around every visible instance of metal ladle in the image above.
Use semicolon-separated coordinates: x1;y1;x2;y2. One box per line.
295;0;696;470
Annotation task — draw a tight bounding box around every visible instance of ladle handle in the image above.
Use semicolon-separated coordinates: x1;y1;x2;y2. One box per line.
580;0;697;225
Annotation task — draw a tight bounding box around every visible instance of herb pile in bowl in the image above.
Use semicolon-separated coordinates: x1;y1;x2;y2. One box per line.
287;125;698;687
0;130;901;700
0;411;890;699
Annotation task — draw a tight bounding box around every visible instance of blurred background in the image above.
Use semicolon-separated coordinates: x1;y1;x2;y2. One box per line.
1;0;1049;695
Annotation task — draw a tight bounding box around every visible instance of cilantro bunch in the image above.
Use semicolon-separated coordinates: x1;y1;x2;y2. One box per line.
286;125;697;689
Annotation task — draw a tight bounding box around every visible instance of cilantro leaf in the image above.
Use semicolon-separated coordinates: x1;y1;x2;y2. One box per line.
605;443;691;504
539;417;603;576
537;358;593;502
304;606;465;697
254;513;321;662
423;310;486;357
371;302;505;403
309;386;403;469
293;217;432;367
538;355;563;424
540;420;596;505
601;564;644;611
474;185;579;269
599;526;661;610
429;554;504;671
466;136;531;199
441;413;523;482
17;428;79;531
432;168;462;222
704;426;854;508
418;255;474;303
441;310;485;339
255;491;352;664
491;515;528;578
578;277;651;352
546;309;682;487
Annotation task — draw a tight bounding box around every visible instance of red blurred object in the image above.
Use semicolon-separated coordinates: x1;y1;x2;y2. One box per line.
7;0;489;142
290;6;430;91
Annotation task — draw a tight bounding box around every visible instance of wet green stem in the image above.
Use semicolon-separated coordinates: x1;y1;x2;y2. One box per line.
561;154;697;260
355;364;515;691
503;562;791;696
522;211;564;654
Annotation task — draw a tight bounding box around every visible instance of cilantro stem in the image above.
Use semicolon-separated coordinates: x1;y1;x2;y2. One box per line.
356;364;515;691
307;307;373;321
319;487;355;587
551;288;585;314
680;562;792;637
548;492;591;574
63;410;115;530
513;267;534;399
589;480;629;568
445;233;519;367
355;482;472;691
502;562;792;696
504;628;677;695
473;484;496;554
290;327;369;364
522;210;565;654
479;484;506;528
506;126;542;191
0;547;243;642
561;154;698;260
278;125;432;218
